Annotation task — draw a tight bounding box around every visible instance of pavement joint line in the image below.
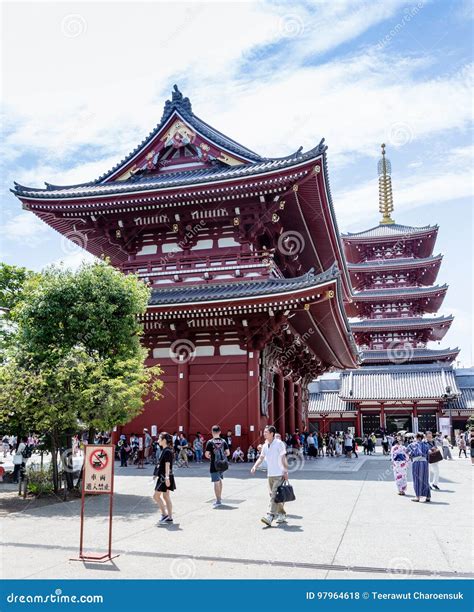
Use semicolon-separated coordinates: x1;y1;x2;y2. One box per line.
3;541;473;579
325;467;369;578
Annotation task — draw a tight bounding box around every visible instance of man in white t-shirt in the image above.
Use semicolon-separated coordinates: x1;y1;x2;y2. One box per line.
251;425;289;526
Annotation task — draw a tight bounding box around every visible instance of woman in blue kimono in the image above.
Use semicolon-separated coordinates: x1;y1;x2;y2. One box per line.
407;433;431;502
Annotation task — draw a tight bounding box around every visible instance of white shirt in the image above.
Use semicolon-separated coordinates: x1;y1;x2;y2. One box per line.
260;439;286;477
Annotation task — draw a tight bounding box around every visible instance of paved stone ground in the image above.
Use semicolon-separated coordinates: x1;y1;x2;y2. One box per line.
1;454;472;580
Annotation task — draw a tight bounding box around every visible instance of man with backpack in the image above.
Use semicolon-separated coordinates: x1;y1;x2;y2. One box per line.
205;425;230;508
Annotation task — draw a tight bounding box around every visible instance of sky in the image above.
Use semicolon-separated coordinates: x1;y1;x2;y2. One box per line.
1;0;473;365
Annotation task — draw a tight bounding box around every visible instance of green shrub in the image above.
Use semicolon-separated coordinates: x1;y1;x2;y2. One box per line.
26;465;54;495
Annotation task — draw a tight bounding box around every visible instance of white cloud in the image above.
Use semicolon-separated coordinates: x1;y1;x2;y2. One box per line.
0;212;50;247
51;250;98;271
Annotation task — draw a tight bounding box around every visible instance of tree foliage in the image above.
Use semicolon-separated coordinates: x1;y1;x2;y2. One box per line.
0;261;163;490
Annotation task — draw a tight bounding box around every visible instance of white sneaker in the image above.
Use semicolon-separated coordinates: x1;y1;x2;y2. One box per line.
276;513;288;524
261;513;274;526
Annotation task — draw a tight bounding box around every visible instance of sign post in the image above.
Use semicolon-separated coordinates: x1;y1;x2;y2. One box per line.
73;444;118;563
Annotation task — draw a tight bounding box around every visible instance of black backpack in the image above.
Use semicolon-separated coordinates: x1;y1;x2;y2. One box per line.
21;445;33;459
213;439;229;472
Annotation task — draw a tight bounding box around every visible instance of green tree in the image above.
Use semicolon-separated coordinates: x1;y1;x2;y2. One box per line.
0;261;163;492
0;263;36;360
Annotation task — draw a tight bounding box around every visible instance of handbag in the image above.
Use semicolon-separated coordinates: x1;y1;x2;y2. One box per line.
428;448;443;464
274;480;296;503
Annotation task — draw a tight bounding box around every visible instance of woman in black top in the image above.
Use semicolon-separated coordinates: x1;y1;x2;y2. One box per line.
153;432;176;524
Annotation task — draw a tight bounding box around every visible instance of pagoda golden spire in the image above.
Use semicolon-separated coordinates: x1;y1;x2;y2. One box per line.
378;143;395;224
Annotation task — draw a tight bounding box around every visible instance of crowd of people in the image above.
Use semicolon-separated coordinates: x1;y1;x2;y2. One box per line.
151;424;289;527
390;428;474;502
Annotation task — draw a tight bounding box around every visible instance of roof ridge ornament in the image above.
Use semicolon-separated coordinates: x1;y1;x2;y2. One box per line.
161;84;192;123
378;143;395;225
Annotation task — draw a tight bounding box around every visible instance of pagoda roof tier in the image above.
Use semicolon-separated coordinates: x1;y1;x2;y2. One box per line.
342;223;437;241
348;254;443;288
360;347;459;365
346;284;448;317
339;364;460;401
351;315;453;341
342;224;438;262
308;391;356;414
145;264;359;370
348;254;442;270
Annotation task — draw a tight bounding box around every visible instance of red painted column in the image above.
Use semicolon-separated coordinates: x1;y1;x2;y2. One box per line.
412;403;418;433
355;407;361;437
247;350;260;447
276;372;285;436
288;379;295;435
267;374;275;426
380;403;385;430
296;384;303;432
177;359;190;435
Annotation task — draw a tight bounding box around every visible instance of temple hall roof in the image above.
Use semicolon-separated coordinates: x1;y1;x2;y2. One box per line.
12;142;326;200
339;364;460;401
308;391;356;413
360;347;459;365
149;266;337;306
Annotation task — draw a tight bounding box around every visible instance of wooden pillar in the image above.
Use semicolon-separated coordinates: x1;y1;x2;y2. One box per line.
355;407;361;437
247;350;260;446
267;374;275;425
380;403;385;431
412;402;418;434
177;359;190;434
288;379;295;435
275;372;285;435
296;384;303;432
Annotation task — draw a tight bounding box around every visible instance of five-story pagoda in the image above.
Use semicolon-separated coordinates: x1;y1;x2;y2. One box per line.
309;145;460;437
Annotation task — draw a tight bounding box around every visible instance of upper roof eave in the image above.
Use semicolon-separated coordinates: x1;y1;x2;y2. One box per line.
12;142;326;202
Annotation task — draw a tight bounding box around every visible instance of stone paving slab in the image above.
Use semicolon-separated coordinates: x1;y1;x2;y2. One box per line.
1;456;472;580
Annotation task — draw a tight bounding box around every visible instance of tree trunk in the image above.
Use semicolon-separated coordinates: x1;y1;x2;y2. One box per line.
88;426;95;444
51;432;60;494
63;433;74;490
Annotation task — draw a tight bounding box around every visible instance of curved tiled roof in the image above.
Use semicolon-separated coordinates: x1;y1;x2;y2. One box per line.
339;365;460;400
351;315;453;329
360;347;459;364
308;391;356;413
95;85;264;183
342;223;437;240
348;254;442;270
12;142;326;200
445;388;474;411
352;284;448;299
149;265;339;306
